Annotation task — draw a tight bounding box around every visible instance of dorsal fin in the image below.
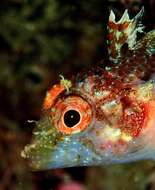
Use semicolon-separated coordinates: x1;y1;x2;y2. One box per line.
107;7;144;63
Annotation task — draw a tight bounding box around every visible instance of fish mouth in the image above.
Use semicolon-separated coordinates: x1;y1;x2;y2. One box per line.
21;126;102;170
21;116;64;170
21;135;101;170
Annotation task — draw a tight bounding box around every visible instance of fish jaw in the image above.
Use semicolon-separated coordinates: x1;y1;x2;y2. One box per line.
20;110;98;170
21;137;100;170
20;116;130;170
21;116;107;170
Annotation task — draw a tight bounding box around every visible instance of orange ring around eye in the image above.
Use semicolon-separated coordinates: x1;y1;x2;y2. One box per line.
52;96;92;134
43;84;65;110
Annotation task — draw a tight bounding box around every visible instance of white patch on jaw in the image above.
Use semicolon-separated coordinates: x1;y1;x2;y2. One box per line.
102;126;121;141
96;124;133;143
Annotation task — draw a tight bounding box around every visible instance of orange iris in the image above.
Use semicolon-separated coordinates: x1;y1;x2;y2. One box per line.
51;96;92;134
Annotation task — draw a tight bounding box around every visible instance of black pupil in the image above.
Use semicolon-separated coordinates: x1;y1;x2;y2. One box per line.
64;110;80;128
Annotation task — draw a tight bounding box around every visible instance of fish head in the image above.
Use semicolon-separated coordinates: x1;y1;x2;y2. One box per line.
21;76;99;169
21;68;155;170
21;8;155;170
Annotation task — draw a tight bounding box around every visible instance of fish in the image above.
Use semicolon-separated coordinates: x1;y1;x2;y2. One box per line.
21;7;155;170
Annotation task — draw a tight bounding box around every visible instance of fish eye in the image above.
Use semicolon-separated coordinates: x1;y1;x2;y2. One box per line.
51;96;92;134
64;109;81;128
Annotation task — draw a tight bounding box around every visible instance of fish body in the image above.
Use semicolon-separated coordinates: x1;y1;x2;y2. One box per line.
21;8;155;170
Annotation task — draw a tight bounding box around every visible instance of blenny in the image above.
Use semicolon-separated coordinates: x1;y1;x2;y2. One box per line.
21;8;155;170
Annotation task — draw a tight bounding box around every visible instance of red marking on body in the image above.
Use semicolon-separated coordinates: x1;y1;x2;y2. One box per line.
134;100;155;151
121;101;149;137
108;44;116;58
108;21;118;30
146;101;155;129
43;84;65;110
119;22;129;30
108;21;130;59
108;21;129;31
107;32;115;41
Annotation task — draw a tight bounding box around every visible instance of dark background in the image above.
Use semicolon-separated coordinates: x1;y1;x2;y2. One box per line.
1;0;155;189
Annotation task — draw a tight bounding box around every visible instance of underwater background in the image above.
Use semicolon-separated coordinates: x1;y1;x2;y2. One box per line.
1;0;155;189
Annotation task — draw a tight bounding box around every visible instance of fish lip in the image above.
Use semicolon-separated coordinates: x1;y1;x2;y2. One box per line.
21;133;102;170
